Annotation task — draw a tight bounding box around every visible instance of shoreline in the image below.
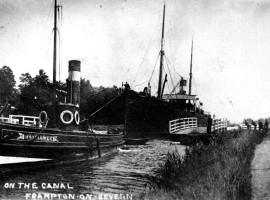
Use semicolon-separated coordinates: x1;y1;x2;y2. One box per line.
144;130;264;199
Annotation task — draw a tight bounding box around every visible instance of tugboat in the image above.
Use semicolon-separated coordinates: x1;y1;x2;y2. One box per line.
0;0;124;162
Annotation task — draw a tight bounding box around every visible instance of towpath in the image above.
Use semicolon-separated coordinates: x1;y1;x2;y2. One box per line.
251;132;270;199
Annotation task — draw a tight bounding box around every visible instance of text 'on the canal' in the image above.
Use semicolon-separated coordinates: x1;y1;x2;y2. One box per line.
3;182;133;200
4;182;73;189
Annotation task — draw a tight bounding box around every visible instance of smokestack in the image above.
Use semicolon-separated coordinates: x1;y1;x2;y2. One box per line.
67;60;81;106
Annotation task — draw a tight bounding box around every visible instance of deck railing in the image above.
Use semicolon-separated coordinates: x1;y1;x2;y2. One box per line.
0;117;9;123
0;115;39;126
212;118;227;132
169;117;197;134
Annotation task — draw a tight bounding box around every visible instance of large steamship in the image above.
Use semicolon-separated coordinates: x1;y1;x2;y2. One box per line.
0;0;124;162
121;5;209;138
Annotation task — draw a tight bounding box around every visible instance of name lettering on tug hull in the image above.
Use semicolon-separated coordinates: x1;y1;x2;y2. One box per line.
2;130;58;142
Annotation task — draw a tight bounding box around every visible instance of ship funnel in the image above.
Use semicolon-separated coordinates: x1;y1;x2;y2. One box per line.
180;78;187;94
66;60;81;106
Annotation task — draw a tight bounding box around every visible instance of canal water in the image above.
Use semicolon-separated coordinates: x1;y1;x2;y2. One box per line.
0;140;186;199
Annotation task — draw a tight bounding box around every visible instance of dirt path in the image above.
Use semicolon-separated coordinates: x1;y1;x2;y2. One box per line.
251;133;270;199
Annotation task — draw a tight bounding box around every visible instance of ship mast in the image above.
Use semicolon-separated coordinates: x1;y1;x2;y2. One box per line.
157;4;166;99
53;0;58;125
161;74;167;98
189;39;193;95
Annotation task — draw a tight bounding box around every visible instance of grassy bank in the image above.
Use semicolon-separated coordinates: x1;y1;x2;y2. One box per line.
144;130;264;200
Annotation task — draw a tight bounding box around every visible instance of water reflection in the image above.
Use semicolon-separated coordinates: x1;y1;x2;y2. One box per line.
0;140;186;199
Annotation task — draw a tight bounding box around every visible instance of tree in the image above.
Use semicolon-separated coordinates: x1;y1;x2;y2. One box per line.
0;66;16;104
80;78;93;115
19;72;33;87
82;84;124;124
16;70;125;122
35;69;50;87
17;69;53;115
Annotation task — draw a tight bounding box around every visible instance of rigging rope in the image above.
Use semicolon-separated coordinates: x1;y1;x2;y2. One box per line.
26;5;53;75
44;31;54;66
193;78;199;96
136;68;150;89
38;2;54;43
131;36;154;87
165;55;182;78
90;91;124;117
0;92;14;115
149;52;161;83
166;77;171;96
131;15;161;88
134;80;149;87
164;55;175;90
166;81;181;100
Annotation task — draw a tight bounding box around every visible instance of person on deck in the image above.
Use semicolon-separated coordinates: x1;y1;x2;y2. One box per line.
124;82;130;90
258;120;263;132
207;115;213;134
265;119;269;132
251;120;257;130
244;120;250;130
142;87;149;96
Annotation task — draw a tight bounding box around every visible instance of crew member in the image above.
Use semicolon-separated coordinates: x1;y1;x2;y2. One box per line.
124;82;130;90
207;115;213;134
251;120;257;130
244;120;250;130
265;119;269;132
258;120;263;132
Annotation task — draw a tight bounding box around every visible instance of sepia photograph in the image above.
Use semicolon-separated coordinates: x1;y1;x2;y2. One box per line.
0;0;270;199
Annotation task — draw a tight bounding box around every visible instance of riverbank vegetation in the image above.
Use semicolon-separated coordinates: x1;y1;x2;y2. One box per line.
0;66;125;124
145;130;264;200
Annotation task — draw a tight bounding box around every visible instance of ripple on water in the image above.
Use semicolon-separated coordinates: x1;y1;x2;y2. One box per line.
0;139;186;199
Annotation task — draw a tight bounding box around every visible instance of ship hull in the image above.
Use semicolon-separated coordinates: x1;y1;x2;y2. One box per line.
124;90;208;137
170;133;212;145
169;133;224;146
0;122;124;160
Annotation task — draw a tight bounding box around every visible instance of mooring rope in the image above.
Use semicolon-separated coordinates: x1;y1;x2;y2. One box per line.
90;91;124;117
0;92;14;115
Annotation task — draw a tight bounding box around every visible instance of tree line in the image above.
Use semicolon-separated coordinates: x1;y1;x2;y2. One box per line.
0;66;125;124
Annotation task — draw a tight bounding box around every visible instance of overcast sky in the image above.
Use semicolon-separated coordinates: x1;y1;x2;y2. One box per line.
0;0;270;123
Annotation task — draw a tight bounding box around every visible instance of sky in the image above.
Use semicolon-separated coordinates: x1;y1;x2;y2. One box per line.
0;0;270;123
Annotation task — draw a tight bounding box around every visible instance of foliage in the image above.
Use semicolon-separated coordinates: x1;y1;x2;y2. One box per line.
146;130;264;200
80;81;124;124
16;70;52;115
15;69;124;123
80;78;93;114
0;66;16;104
1;66;124;123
